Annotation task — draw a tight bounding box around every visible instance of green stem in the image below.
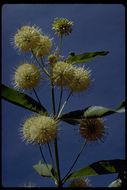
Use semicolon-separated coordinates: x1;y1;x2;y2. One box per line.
62;140;88;184
57;91;73;118
51;83;56;115
57;86;63;116
50;34;63;187
31;51;50;77
54;138;61;187
40;56;45;67
38;144;50;171
56;34;63;59
58;34;63;55
33;88;41;105
47;143;55;169
50;82;61;187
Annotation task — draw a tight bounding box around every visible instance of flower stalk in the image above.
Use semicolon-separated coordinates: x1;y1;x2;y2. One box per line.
62;140;88;184
9;17;114;188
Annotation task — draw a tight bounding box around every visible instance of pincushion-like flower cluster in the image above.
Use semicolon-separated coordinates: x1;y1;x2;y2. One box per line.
33;35;52;57
52;17;73;36
69;177;91;187
12;17;108;149
51;61;91;92
12;18;105;145
14;25;41;51
21;115;58;144
14;63;41;89
80;118;106;142
11;18;108;188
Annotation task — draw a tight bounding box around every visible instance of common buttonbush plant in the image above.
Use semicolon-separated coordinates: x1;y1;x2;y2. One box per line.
2;17;125;187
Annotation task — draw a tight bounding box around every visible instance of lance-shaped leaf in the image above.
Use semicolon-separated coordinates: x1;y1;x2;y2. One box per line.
108;179;122;187
59;101;125;125
66;51;109;64
65;159;125;182
84;100;125;118
33;160;57;181
2;84;47;114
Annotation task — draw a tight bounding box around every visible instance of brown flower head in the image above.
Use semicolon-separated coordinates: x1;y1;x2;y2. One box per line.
69;177;91;187
80;118;106;142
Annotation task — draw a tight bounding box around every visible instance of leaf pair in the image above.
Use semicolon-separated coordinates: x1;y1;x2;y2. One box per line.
33;159;125;186
59;101;125;125
2;84;125;125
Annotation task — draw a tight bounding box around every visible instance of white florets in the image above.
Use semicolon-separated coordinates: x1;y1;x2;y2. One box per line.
21;115;58;144
14;63;41;89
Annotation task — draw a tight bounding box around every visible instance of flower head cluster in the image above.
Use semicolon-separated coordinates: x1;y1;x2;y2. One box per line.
52;17;73;36
21;115;58;144
51;61;91;92
33;35;52;57
80;118;106;142
68;67;91;92
14;25;41;51
51;61;74;87
48;54;58;66
69;178;91;187
14;63;41;89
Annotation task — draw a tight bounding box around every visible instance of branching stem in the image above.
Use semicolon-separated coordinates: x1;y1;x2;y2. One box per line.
31;50;50;77
57;91;73;118
38;144;50;171
62;140;88;184
47;143;55;169
33;88;41;105
57;86;63;116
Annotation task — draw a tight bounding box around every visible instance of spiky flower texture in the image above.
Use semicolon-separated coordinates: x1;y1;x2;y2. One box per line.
48;54;58;65
68;67;91;92
51;61;74;87
80;118;105;142
52;17;73;36
52;61;91;92
33;35;52;57
22;115;57;144
14;63;40;89
9;17;112;188
14;25;41;51
69;178;91;187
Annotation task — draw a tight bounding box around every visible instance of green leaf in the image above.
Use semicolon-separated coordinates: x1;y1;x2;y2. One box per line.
2;84;47;114
108;179;122;187
65;159;125;182
59;101;125;125
66;51;109;64
33;161;57;181
84;100;125;118
33;161;53;177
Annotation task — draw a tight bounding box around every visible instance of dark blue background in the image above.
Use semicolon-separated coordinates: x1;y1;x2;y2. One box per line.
2;4;125;187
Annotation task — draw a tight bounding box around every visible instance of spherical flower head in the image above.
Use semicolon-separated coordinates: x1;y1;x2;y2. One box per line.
69;178;91;187
33;35;52;57
48;54;58;66
68;67;91;92
14;25;41;51
52;17;73;36
80;118;105;142
14;63;41;89
22;115;57;144
51;61;74;87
